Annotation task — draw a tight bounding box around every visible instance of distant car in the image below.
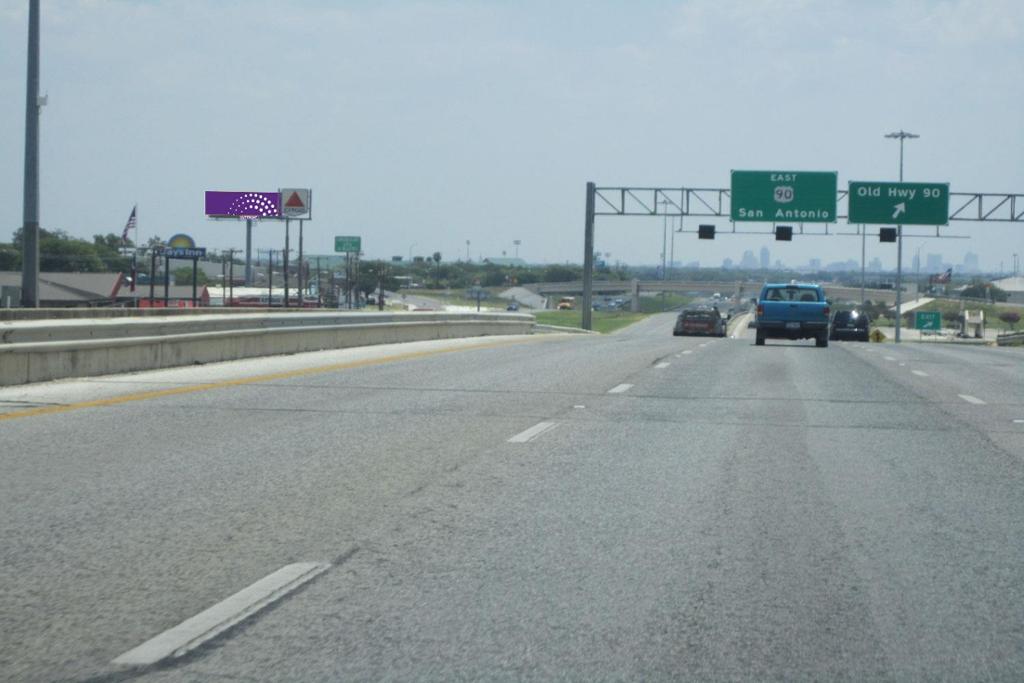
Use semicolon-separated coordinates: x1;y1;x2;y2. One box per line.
506;302;519;311
829;309;871;341
674;307;726;337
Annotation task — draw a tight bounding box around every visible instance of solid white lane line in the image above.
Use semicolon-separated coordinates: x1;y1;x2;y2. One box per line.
912;370;929;377
113;562;330;666
654;362;670;369
508;421;559;443
607;383;633;394
958;394;987;405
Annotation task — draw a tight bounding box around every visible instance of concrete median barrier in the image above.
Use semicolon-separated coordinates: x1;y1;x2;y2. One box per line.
0;313;534;386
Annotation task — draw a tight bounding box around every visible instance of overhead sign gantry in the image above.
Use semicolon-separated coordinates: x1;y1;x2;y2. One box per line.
581;180;1022;331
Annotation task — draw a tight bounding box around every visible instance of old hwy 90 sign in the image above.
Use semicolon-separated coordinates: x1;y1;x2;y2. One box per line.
848;181;949;225
730;170;838;223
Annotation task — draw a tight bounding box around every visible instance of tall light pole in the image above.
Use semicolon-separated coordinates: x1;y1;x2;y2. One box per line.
885;129;919;342
21;0;42;307
465;239;470;262
513;239;521;258
408;242;417;261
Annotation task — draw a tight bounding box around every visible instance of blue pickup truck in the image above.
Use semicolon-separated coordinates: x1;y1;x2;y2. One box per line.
754;282;831;347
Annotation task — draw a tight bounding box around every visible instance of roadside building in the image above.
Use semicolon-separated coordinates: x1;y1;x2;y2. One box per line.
991;276;1024;304
0;271;124;307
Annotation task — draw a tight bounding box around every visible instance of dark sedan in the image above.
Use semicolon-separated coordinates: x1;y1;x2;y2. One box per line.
674;307;727;337
829;309;871;341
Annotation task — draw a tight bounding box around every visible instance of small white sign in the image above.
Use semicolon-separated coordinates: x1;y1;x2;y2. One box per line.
279;188;311;218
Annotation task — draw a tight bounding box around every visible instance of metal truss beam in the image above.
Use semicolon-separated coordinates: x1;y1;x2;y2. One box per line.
594;186;1024;222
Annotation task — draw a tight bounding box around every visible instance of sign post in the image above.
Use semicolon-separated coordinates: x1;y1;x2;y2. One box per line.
848;182;949;225
730;171;838;223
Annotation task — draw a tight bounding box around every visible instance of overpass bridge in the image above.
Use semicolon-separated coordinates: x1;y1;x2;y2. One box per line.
527;280;902;310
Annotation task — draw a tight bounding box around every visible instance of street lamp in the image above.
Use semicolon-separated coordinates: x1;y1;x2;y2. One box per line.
408;242;417;261
513;239;521;258
885;129;919;342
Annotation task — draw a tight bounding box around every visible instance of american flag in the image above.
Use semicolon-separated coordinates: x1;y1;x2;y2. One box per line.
121;205;137;243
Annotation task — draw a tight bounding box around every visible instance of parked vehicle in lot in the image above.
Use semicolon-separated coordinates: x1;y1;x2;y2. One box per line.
556;296;575;310
829;309;871;341
755;282;830;347
674;306;727;337
506;302;520;311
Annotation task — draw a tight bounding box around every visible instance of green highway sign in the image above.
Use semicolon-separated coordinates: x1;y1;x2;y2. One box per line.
334;235;361;253
848;181;949;225
915;311;942;331
730;170;837;222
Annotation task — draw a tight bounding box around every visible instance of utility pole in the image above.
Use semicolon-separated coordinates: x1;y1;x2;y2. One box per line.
268;249;274;306
20;0;42;307
885;129;919;343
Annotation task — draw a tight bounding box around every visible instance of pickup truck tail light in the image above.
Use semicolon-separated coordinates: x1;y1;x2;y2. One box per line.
823;306;830;317
756;304;764;316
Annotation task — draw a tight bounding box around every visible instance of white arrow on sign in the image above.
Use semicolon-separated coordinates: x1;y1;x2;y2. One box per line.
892;202;906;220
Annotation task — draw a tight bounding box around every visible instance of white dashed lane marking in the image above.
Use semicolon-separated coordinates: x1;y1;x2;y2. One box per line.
654;362;670;369
113;562;330;666
958;394;987;405
884;356;897;362
682;350;693;355
508;421;559;443
912;370;929;377
608;383;633;394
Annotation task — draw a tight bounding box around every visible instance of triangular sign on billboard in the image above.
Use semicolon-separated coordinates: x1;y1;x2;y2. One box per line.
285;192;305;208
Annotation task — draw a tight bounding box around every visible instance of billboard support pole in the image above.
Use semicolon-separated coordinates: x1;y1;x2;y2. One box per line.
284;219;290;308
163;255;170;307
191;257;198;307
245;219;253;286
298;219;304;298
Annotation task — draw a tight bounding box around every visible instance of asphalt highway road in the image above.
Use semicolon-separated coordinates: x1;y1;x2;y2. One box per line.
2;316;1023;681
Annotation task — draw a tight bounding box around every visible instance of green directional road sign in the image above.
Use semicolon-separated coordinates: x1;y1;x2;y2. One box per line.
730;170;838;222
334;235;361;253
915;311;942;331
848;181;949;225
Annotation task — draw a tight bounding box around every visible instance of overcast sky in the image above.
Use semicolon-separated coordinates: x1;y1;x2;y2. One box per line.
2;0;1022;272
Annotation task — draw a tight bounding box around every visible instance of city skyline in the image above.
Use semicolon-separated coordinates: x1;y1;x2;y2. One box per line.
2;2;1022;270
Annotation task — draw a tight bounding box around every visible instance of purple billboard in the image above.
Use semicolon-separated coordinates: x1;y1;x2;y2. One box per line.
205;191;281;217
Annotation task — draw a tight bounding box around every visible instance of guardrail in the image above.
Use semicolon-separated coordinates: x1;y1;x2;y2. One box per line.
996;331;1024;347
0;312;535;386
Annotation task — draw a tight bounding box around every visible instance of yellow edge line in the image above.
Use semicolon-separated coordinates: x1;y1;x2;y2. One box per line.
0;336;557;422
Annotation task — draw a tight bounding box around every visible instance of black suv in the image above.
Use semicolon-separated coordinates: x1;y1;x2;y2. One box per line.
829;309;871;341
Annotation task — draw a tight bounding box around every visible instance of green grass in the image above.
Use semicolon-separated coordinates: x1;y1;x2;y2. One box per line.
533;310;647;334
